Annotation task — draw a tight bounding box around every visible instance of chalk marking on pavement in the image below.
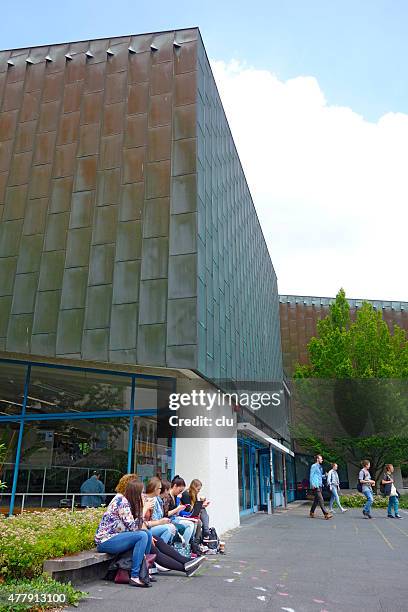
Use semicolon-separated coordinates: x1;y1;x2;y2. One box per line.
224;578;235;582
333;523;336;529
281;608;295;612
233;571;242;575
254;587;267;592
278;592;289;596
257;596;267;602
386;520;408;538
370;522;395;550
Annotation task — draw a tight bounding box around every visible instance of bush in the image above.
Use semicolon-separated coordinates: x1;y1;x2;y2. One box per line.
340;493;408;509
0;576;85;612
0;508;104;581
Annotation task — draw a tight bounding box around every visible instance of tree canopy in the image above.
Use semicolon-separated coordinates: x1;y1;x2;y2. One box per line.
292;289;408;481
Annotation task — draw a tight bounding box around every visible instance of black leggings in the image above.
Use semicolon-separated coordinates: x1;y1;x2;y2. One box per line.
151;538;190;572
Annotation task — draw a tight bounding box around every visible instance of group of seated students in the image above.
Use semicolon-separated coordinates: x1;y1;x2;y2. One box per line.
95;473;212;587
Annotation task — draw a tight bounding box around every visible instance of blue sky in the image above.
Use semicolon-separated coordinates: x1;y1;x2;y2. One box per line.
2;0;407;121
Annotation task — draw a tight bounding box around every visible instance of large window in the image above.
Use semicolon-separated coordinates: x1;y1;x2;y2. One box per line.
0;358;175;513
27;367;133;414
0;362;28;416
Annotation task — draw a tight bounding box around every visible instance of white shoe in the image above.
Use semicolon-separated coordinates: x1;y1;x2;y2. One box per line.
330;509;336;514
155;562;171;572
341;508;348;513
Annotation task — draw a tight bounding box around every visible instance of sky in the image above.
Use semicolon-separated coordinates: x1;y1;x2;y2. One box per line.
2;1;408;301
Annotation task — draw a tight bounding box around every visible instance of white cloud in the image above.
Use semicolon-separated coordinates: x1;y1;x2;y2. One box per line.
211;60;408;301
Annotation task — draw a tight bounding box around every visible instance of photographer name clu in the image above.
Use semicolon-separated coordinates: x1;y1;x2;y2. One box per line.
168;415;234;427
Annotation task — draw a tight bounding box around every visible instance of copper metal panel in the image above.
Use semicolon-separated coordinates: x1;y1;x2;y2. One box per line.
128;52;150;84
173;104;196;140
172;138;196;175
151;32;174;64
147;125;171;162
69;191;95;229
30;164;52;198
25;62;45;93
129;33;154;53
100;135;122;169
174;41;197;75
96;168;121;206
103;102;125;135
146;160;170;199
38;101;60;132
33;131;57;165
3;186;28;220
0;140;13;173
174;72;196;106
81;92;103;125
77;123;100;156
150;62;173;95
125;114;147;148
58;111;80;145
63;82;83;114
0;172;7;203
148;94;172;127
119;182;144;221
3;57;26;84
123;146;145;183
85;63;106;93
105;72;127;104
127;83;149;115
46;44;70;74
0;110;18;141
20;90;41;123
23;198;48;235
8;151;32;186
3;80;24;112
43;72;64;103
75;156;98;191
106;43;130;73
65;54;86;84
50;177;74;213
15;120;36;152
53;143;77;178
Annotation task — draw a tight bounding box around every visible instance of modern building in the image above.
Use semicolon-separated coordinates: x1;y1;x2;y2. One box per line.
0;28;293;531
279;294;408;490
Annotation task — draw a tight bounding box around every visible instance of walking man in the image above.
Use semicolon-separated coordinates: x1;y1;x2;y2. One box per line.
381;464;403;519
327;462;347;513
309;454;332;520
359;459;375;519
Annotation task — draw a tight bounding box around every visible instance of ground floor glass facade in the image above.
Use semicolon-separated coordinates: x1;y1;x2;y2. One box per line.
0;358;174;514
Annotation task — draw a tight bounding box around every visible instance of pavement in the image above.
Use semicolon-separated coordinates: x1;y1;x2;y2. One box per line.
71;502;408;612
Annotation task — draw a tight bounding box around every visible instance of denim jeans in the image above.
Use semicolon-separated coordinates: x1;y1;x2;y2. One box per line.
363;487;373;514
387;495;399;516
97;530;152;578
173;517;195;543
150;523;175;543
329;486;344;511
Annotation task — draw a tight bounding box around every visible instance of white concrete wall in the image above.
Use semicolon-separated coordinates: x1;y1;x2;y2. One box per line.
173;377;240;535
174;435;240;535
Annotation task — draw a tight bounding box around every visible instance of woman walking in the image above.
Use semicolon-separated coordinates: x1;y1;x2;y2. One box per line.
327;463;347;513
381;464;403;519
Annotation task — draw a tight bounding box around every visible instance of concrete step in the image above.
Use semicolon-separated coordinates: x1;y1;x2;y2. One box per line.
43;549;114;585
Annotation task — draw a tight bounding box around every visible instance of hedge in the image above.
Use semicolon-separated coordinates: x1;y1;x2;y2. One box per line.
340;493;408;509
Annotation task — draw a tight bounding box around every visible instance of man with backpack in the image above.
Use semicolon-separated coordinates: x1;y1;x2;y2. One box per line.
309;454;333;520
358;459;376;519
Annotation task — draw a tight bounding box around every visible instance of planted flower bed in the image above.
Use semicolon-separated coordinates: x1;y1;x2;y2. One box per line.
0;508;104;611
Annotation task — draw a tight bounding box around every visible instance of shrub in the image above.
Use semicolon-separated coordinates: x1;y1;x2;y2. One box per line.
0;508;104;581
0;576;85;612
340;493;408;509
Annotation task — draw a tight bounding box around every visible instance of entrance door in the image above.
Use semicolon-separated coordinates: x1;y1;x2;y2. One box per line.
258;449;270;512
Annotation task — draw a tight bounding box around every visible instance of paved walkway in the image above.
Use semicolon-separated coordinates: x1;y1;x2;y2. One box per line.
72;503;408;612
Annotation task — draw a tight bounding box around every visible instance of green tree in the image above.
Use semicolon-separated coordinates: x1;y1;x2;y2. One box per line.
292;289;408;482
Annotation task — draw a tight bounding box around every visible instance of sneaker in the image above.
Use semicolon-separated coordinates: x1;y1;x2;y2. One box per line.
325;513;333;520
185;556;205;577
367;514;373;519
341;509;348;513
395;515;403;520
155;562;171;572
387;514;394;518
199;544;209;553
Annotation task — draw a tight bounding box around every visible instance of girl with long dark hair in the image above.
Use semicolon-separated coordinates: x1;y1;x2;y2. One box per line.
95;479;153;588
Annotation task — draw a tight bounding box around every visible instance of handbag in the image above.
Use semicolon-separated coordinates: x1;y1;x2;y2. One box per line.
114;568;130;584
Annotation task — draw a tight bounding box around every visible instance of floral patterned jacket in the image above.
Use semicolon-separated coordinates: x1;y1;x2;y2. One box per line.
95;493;143;544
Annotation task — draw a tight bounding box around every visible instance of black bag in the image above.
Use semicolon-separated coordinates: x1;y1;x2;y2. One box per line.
205;527;220;554
190;536;202;556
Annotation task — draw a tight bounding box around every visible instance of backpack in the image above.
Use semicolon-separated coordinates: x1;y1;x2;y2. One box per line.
380;474;392;497
357;468;367;493
205;527;220;554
